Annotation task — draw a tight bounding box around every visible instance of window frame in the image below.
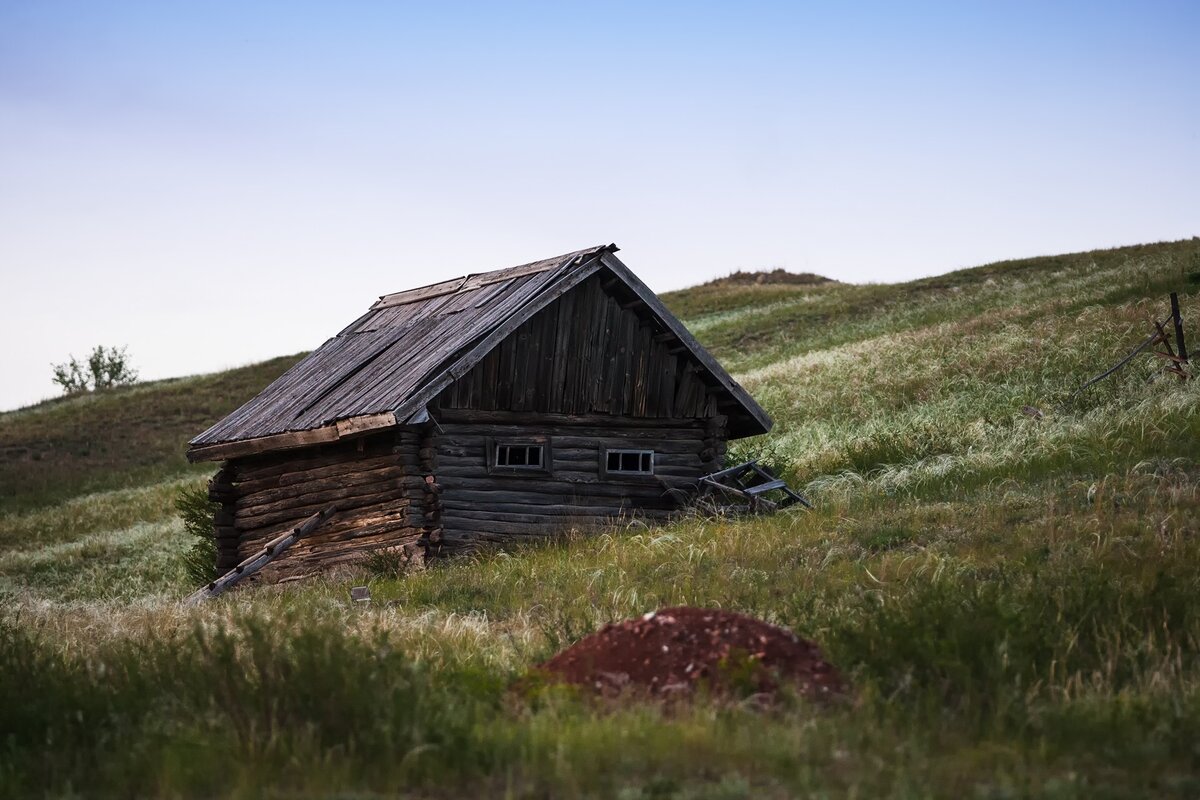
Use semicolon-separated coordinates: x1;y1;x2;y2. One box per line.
601;446;656;479
486;436;552;476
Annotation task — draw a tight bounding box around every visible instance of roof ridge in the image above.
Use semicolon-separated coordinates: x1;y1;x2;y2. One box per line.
372;244;614;311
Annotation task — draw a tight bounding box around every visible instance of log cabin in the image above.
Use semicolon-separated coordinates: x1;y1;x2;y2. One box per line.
187;244;772;581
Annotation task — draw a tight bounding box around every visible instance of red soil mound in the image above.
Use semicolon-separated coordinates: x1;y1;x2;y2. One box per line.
537;607;845;701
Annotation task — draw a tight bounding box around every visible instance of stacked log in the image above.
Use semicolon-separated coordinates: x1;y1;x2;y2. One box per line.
206;409;733;575
417;424;443;555
701;414;728;473
431;410;724;554
207;466;240;573
221;432;424;582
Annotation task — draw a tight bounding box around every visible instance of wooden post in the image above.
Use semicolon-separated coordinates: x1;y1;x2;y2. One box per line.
1171;292;1188;364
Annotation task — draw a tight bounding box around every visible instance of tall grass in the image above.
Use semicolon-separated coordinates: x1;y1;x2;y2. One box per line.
5;494;1200;797
2;238;1200;797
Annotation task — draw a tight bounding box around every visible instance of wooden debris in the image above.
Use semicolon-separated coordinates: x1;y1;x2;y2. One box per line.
695;460;810;514
1070;293;1191;402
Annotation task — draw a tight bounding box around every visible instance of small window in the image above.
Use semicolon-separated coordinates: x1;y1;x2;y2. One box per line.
606;449;654;475
495;444;543;469
487;437;551;475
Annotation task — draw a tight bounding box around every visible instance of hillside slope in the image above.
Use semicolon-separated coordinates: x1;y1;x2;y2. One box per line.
2;238;1200;797
0;354;302;513
4;239;1195;512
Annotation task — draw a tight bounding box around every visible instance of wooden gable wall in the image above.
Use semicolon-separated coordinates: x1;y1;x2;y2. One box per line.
437;273;719;418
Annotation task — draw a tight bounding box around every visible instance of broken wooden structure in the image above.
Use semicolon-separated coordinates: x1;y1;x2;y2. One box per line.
1071;291;1191;401
696;460;811;515
187;244;773;582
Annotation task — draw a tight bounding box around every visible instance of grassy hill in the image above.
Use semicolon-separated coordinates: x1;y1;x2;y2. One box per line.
2;239;1200;798
0;354;303;514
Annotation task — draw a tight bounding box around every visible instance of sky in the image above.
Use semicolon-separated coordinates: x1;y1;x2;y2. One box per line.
1;1;1198;411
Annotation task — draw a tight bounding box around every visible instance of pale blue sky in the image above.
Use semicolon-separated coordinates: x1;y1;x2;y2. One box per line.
1;1;1197;410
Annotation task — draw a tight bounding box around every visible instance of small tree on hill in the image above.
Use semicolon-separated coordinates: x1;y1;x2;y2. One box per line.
51;345;138;394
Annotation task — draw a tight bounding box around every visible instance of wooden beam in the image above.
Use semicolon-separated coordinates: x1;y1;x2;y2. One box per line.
183;505;337;605
187;412;398;463
1171;292;1188;364
336;412;397;437
462;258;561;288
187;426;340;463
373;276;469;310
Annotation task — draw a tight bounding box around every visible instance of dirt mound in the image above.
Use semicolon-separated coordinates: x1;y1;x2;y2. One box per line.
701;269;833;288
537;607;845;701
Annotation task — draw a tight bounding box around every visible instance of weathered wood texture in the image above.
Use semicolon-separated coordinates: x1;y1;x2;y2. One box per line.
218;431;425;581
430;410;727;555
438;273;721;419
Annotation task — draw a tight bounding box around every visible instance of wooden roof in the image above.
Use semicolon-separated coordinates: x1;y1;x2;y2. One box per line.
188;245;772;462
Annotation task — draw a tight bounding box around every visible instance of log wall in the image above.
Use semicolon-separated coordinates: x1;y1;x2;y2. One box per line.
211;430;425;581
431;409;727;555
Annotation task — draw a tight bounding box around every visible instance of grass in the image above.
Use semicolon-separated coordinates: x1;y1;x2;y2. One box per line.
1;238;1200;797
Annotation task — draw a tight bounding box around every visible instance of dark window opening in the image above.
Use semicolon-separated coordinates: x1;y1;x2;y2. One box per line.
606;449;654;474
496;444;543;469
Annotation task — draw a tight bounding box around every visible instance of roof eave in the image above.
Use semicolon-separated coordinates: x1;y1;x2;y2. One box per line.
186;412;399;463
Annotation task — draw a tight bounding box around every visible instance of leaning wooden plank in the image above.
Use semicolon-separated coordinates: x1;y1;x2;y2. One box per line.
701;461;758;482
183;506;338;605
699;476;751;497
748;463;780;482
236;504;412;551
744;479;787;496
783;489;814;509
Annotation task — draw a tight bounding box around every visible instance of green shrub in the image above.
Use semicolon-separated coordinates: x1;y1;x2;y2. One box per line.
176;483;217;585
50;345;138;395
